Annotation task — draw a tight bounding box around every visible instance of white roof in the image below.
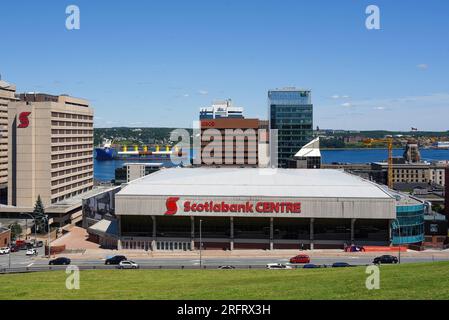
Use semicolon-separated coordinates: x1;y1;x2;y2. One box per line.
117;168;392;199
295;137;321;158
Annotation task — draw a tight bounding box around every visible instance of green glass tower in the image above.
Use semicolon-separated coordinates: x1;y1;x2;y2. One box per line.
268;88;313;168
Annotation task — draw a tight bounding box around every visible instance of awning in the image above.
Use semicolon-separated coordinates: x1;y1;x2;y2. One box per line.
87;219;118;238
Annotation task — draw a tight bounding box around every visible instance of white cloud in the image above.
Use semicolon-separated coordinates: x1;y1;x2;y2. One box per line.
331;94;350;99
317;93;449;131
198;90;208;95
417;64;428;70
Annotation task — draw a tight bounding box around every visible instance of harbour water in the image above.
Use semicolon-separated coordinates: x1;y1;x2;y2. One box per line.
94;148;449;182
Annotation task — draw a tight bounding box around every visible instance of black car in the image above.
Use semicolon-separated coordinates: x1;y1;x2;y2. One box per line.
332;262;352;268
49;257;71;265
105;255;127;265
373;255;398;265
218;265;236;269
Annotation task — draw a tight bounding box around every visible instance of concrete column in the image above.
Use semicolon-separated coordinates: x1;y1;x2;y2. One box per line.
310;218;315;250
117;216;122;250
389;219;393;244
190;216;195;251
151;216;157;251
269;217;274;250
351;219;356;244
230;217;234;251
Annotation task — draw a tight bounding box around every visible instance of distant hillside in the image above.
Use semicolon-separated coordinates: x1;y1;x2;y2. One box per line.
94;127;192;146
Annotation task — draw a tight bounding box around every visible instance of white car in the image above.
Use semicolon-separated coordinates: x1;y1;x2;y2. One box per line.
118;260;139;269
266;263;293;270
26;249;38;256
0;247;10;255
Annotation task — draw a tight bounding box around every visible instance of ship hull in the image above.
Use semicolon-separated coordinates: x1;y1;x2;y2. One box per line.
95;147;116;161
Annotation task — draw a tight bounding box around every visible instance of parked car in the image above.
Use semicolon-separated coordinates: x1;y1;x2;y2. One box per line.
118;260;139;269
26;249;38;256
49;257;71;265
0;247;10;255
105;255;127;265
289;254;311;264
218;265;236;269
266;263;293;270
33;241;44;248
332;262;352;268
10;246;19;253
373;255;398;265
303;264;320;269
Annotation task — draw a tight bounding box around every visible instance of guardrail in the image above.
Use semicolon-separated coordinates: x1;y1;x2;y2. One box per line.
0;264;372;274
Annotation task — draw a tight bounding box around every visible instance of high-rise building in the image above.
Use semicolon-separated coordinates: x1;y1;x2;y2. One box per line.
8;93;94;208
0;79;19;189
268;88;313;168
403;143;421;163
200;118;260;166
200;99;244;119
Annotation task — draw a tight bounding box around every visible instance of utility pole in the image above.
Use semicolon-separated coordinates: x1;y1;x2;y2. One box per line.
394;219;401;264
199;219;203;269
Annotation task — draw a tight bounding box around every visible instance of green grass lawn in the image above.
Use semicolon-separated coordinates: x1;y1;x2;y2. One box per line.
1;262;449;300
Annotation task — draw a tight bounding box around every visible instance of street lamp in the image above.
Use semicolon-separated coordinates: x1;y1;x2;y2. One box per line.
393;219;402;264
42;216;51;259
20;213;37;244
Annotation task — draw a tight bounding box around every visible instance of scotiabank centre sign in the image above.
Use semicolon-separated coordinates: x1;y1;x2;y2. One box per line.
165;197;301;216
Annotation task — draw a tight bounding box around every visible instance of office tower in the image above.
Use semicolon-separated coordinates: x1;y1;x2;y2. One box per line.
200;99;244;119
8;93;94;208
268;88;313;168
199;101;260;166
200;118;260;166
0;79;19;189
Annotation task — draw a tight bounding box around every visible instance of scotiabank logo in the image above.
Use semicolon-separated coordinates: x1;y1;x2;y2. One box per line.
165;198;301;215
165;197;180;215
17;112;31;128
201;121;216;127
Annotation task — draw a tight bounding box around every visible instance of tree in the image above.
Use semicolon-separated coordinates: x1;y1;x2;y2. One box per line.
8;223;22;241
32;195;47;234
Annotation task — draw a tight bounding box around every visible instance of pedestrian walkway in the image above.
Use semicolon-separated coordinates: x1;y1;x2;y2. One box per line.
51;226;100;250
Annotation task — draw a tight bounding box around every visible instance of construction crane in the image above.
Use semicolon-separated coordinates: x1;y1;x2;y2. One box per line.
363;137;394;189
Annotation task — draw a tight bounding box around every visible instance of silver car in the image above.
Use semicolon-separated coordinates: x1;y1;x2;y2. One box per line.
118;260;139;269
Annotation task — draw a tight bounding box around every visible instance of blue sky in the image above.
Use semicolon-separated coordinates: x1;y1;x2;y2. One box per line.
1;0;449;130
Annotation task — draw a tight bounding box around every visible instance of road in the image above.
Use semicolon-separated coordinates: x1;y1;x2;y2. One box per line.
2;249;449;271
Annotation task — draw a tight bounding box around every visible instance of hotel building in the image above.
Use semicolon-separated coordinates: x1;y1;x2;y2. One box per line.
7;94;94;224
0;79;19;190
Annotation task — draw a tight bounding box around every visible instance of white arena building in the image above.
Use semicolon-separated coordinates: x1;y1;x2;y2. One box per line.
107;168;425;251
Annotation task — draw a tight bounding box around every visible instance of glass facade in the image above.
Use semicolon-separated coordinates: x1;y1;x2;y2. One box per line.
268;89;313;168
392;204;425;245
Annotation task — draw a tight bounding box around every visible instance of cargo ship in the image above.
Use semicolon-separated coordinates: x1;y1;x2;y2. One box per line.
115;145;187;161
94;140;117;161
95;141;188;161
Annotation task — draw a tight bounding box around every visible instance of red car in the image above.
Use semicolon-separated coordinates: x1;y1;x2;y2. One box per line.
289;255;310;264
